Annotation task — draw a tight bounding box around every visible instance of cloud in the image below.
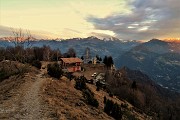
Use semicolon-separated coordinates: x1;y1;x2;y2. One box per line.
0;25;60;39
87;0;180;40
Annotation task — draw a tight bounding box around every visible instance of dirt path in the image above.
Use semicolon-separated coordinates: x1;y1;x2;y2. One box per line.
0;68;57;120
17;72;45;120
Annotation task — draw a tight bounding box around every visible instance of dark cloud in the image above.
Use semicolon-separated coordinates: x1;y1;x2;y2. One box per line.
87;0;180;40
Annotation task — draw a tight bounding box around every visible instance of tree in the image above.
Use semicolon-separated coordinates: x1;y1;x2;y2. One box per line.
75;76;87;90
83;89;99;108
42;45;51;61
104;96;107;104
103;56;114;69
103;56;108;65
104;99;114;115
131;81;137;90
50;49;62;61
81;56;84;60
107;56;114;67
0;47;5;61
99;57;102;62
104;99;122;120
66;48;76;58
96;55;100;61
34;47;44;61
47;63;63;79
5;28;33;63
11;28;32;48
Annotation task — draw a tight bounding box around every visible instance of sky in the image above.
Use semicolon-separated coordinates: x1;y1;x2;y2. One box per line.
0;0;180;40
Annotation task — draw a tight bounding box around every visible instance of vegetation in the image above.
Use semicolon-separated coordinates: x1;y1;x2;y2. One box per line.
1;33;179;119
104;98;123;120
31;60;41;69
0;61;29;82
74;76;87;90
105;68;180;120
75;76;99;108
47;63;63;79
0;68;12;81
83;89;99;108
63;48;76;58
103;56;114;68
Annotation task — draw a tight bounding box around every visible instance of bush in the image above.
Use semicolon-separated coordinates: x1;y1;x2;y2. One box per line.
83;89;99;108
104;99;123;120
109;92;114;97
121;103;128;108
104;96;107;104
0;70;8;82
74;76;99;108
75;76;87;90
0;63;29;82
47;63;63;79
31;60;41;69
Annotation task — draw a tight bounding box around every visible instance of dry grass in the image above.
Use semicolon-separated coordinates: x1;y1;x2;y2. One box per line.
0;61;38;101
42;76;113;120
0;61;152;120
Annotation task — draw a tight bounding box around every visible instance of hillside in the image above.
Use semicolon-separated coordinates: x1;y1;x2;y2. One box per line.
0;61;56;119
115;39;180;92
105;67;180;120
1;38;180;93
0;61;153;120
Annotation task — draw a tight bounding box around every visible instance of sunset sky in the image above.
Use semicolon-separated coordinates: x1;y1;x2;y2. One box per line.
0;0;180;40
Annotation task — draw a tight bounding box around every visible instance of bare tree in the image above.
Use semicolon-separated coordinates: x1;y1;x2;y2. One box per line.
5;28;33;63
11;28;32;48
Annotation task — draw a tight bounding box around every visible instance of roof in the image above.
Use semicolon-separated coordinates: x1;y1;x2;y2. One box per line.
61;58;83;63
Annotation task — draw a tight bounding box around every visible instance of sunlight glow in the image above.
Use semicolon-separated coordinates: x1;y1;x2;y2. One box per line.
0;0;129;39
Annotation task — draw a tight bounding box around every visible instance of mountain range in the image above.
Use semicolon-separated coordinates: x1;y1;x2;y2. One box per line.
116;39;180;92
0;37;180;93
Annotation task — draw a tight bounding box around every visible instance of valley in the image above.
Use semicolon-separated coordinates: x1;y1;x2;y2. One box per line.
1;37;179;92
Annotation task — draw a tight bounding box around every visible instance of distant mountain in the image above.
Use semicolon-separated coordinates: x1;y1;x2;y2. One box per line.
1;37;180;92
0;36;140;60
115;39;180;92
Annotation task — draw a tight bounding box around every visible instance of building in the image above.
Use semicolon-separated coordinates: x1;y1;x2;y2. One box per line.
60;58;83;72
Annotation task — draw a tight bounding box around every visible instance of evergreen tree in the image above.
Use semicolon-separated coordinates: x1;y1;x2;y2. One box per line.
131;81;137;90
81;56;84;60
103;56;108;66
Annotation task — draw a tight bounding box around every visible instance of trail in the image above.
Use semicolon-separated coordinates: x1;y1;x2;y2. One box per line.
0;69;56;120
18;72;44;120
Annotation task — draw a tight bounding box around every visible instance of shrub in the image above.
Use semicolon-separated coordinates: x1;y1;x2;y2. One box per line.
75;76;87;90
0;69;8;81
96;81;101;91
47;63;63;79
109;92;114;97
83;89;99;108
104;99;123;120
0;63;29;82
31;60;42;69
131;81;137;90
104;96;107;104
74;76;99;108
121;103;128;108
